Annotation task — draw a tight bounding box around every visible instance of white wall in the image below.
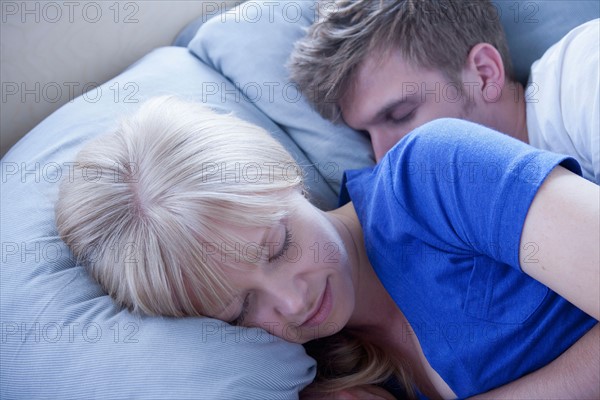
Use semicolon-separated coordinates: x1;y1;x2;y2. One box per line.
1;0;238;157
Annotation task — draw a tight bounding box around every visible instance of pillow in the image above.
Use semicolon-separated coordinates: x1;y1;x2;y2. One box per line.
187;0;376;208
494;0;600;84
0;47;315;399
184;0;600;94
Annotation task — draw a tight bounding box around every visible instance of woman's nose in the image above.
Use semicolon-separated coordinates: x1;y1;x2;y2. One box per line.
270;277;308;319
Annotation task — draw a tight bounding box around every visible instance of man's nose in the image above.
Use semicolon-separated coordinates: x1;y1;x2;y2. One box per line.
369;128;395;162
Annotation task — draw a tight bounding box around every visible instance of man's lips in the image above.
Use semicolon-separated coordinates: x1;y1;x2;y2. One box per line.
301;279;332;328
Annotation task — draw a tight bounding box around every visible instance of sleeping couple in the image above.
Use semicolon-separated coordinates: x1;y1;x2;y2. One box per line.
55;1;599;399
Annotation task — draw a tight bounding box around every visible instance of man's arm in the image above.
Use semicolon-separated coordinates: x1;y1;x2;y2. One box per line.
521;166;600;320
471;323;599;399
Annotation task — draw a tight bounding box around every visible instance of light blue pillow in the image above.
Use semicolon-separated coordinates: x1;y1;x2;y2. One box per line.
187;0;376;211
1;47;315;399
186;0;600;104
494;0;600;84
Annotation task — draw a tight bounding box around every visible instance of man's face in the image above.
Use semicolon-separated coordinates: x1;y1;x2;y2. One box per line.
340;50;481;161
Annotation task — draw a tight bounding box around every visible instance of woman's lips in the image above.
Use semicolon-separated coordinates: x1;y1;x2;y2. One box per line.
301;279;333;328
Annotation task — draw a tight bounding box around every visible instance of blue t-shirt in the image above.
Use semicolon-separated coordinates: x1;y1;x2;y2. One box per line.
342;119;597;398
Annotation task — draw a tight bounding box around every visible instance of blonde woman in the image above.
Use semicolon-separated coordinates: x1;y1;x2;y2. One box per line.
56;97;599;399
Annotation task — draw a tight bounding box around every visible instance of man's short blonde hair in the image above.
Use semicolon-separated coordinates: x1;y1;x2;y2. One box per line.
289;0;513;121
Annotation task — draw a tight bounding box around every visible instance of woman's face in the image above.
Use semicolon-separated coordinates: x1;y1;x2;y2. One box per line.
212;191;357;344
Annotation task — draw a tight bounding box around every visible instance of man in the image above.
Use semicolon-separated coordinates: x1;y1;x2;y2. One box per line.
290;0;599;183
289;0;599;398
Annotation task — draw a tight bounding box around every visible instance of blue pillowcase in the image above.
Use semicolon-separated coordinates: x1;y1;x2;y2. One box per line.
1;47;315;399
495;0;600;84
187;0;376;211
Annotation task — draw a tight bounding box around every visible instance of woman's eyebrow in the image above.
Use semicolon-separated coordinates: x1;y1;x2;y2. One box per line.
259;221;285;247
215;297;241;323
259;228;271;248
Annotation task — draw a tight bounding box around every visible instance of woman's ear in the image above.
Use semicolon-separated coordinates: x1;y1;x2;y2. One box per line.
464;43;506;103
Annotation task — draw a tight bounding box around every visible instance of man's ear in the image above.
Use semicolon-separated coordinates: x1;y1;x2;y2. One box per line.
464;43;506;103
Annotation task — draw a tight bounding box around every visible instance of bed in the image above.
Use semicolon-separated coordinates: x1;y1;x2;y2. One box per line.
1;1;598;398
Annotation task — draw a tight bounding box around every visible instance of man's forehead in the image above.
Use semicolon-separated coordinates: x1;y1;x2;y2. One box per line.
341;49;442;128
339;50;400;128
338;61;373;129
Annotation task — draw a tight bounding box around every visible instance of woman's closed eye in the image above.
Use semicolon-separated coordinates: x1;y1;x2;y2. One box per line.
268;228;292;263
232;227;293;325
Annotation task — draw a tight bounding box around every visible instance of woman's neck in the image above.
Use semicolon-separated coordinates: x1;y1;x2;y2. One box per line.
326;202;404;332
326;202;452;400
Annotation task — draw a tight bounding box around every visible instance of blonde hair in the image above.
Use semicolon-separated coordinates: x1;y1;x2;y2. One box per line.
55;96;414;397
55;96;303;317
303;331;416;398
289;0;513;121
